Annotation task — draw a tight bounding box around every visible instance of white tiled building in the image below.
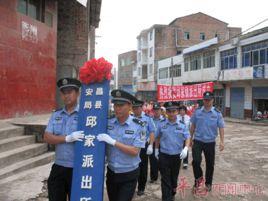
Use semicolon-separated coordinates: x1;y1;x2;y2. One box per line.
158;27;268;119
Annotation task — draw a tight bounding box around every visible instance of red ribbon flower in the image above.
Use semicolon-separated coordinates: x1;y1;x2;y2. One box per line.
79;57;113;84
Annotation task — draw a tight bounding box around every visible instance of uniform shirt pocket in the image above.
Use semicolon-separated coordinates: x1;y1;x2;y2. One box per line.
53;120;63;135
121;134;135;145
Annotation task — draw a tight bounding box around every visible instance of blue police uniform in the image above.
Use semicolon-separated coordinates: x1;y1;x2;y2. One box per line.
106;115;146;173
190;105;225;189
148;115;165;182
136;112;156;141
135;111;156;194
156;101;190;201
46;77;81;201
157;118;190;155
45;105;79;168
104;89;147;201
153;115;165;138
190;106;224;142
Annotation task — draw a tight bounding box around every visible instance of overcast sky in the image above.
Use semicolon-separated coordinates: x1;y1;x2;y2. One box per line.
95;0;268;69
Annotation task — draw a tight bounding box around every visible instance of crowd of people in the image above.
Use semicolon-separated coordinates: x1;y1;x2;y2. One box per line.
44;77;225;201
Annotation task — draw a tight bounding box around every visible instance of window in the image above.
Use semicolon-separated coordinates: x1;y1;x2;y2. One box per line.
149;64;153;74
190;55;201;71
149;47;153;57
184;57;190;72
242;40;268;67
142;65;148;79
200;33;205;41
120;59;125;67
149;31;153;40
138;67;141;76
45;11;53;27
169;65;181;77
138;52;141;62
18;0;27;15
159;67;169;79
220;48;237;70
203;51;215;68
184;32;190;40
17;0;44;21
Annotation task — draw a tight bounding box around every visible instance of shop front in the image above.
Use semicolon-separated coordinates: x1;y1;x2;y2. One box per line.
252;87;268;120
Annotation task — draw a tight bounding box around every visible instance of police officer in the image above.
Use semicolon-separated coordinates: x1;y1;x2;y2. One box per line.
96;89;146;201
177;105;191;169
155;101;190;201
190;91;225;192
132;99;156;196
150;102;164;183
44;78;84;201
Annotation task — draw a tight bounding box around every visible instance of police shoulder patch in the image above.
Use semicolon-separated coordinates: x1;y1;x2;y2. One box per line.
53;108;62;112
108;114;115;119
214;108;221;113
160;118;166;122
133;118;145;127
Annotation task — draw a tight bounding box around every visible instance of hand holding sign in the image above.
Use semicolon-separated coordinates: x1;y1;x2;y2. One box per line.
97;133;116;146
65;131;85;143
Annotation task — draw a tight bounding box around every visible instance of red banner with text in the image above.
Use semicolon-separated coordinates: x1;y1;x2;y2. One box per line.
157;82;214;102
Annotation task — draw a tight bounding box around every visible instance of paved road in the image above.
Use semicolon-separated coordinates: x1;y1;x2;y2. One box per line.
0;122;267;201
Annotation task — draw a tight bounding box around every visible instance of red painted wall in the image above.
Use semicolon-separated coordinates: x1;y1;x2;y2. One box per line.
0;1;57;119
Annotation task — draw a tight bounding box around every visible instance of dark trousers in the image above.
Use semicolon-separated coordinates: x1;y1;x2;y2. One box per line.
149;142;158;181
47;164;73;201
183;141;189;165
159;152;181;201
138;142;149;191
192;140;215;186
106;167;139;201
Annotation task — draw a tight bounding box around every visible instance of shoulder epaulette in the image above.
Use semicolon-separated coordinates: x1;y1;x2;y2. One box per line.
108;114;115;119
133;118;145;127
180;120;185;124
53;108;62;112
160;118;166;122
214;108;221;113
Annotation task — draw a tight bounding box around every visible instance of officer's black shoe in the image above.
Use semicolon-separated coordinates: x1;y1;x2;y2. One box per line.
137;190;144;196
183;163;188;169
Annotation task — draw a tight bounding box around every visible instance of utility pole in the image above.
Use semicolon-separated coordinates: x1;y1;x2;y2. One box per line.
171;57;174;101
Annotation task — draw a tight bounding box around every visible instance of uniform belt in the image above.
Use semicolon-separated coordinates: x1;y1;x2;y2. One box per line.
107;166;139;183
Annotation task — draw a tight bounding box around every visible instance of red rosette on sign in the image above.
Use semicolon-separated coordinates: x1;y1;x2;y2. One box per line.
79;57;113;84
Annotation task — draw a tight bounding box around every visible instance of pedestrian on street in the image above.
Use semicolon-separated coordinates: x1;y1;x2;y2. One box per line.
150;102;165;183
155;101;190;201
190;91;225;192
132;99;156;196
177;105;191;169
44;78;84;201
97;89;146;201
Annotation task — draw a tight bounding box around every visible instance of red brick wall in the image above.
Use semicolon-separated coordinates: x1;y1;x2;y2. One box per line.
0;1;57;118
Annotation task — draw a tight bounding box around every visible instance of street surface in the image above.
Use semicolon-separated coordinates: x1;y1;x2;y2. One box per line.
0;122;267;201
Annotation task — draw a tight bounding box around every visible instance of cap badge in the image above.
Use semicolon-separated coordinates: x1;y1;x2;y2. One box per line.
62;79;68;85
116;91;121;97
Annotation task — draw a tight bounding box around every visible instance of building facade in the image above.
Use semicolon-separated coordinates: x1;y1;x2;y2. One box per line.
158;27;268;119
0;0;101;119
136;12;241;101
118;50;137;94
